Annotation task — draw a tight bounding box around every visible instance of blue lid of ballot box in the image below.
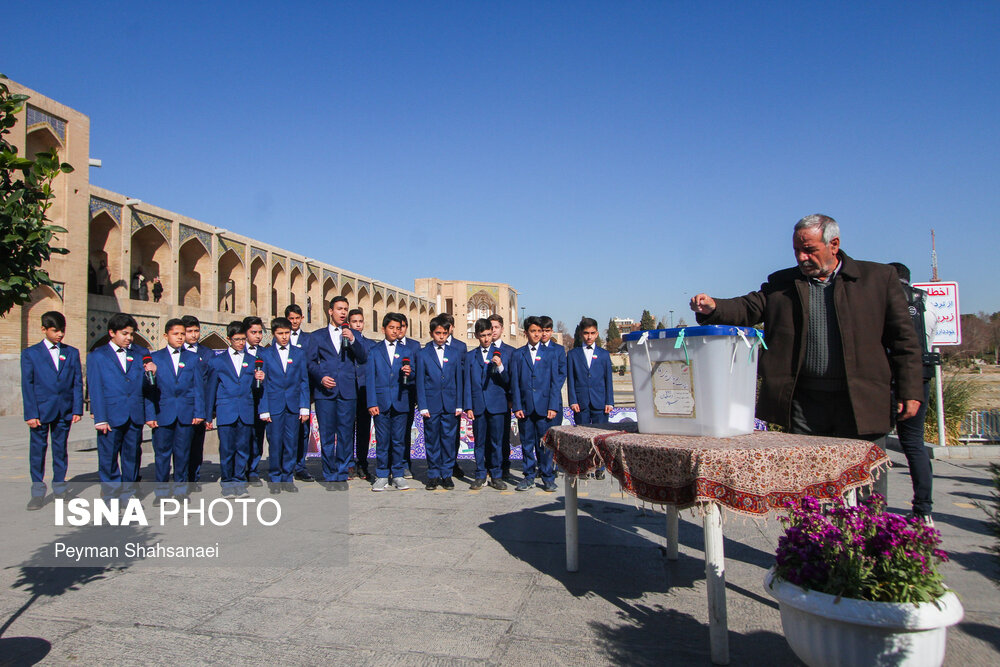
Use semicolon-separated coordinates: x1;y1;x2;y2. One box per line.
622;325;759;342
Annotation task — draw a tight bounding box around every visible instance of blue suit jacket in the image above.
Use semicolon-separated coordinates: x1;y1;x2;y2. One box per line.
354;334;374;388
416;342;464;415
510;344;561;416
447;336;468;353
306;326;368;400
366;340;412;412
258;344;310;414
289;328;310;349
463;344;512;414
546;341;567;411
87;343;150;427
143;347;207;425
207;349;259;425
21;340;83;422
567;345;615;409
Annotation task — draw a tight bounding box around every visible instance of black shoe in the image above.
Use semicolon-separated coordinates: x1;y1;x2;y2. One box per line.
268;482;282;494
515;478;535;492
294;470;315;482
248;477;264;487
469;478;486;490
542;481;558;493
452;466;465;479
26;496;45;511
425;478;440;490
594;469;606;480
192;483;204;493
358;468;375;483
440;477;455;490
282;483;299;493
489;478;508;491
327;481;349;491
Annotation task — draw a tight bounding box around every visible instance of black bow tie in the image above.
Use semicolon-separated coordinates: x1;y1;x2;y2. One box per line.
388;341;395;346
117;347;126;354
279;345;287;350
586;345;593;350
437;346;444;351
233;350;241;356
172;349;180;354
187;344;196;350
50;345;58;350
530;346;537;352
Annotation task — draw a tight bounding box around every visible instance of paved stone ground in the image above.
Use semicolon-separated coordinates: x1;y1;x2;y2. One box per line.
0;415;997;666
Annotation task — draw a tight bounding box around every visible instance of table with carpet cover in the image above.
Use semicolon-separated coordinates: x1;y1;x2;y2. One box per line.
543;424;888;665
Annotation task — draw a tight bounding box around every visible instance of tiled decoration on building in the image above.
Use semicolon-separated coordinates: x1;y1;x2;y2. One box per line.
387;289;397;302
89;197;122;225
87;312;159;350
178;223;211;253
308;264;320;281
26;105;67;142
272;254;286;271
250;246;267;267
467;284;500;302
341;275;356;292
52;282;65;300
290;259;304;276
323;269;339;287
218;237;246;262
132;211;173;244
358;280;372;296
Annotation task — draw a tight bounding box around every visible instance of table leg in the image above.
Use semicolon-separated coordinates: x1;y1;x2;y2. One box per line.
666;505;679;561
565;475;579;572
703;503;729;665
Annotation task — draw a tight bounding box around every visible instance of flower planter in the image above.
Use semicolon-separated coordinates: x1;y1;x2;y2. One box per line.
764;569;963;667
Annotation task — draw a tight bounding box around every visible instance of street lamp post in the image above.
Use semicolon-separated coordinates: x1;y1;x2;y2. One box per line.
669;310;674;328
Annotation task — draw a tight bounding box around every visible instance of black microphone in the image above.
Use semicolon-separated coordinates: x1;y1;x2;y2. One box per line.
143;355;156;386
254;358;264;389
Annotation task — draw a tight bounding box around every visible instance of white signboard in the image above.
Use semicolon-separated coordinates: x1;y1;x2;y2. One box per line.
912;281;961;346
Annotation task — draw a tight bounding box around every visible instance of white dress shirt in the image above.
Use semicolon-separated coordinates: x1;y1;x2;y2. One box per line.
109;341;128;372
47;342;61;370
328;324;342;353
277;344;290;371
290;329;303;347
186;343;199;354
434;344;446;366
246;344;259;357
584;344;595;367
385;339;398;361
230;349;245;375
529;344;539;365
168;345;182;374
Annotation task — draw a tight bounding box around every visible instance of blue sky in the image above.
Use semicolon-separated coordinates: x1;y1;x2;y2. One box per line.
6;2;999;331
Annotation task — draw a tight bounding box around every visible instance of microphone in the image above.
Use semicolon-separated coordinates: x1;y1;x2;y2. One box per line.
143;355;156;386
254;358;264;389
491;349;501;368
402;357;412;384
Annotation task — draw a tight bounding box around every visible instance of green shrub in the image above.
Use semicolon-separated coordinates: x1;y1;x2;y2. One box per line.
924;374;980;446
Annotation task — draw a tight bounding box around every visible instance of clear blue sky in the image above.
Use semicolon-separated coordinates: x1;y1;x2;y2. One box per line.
6;2;999;331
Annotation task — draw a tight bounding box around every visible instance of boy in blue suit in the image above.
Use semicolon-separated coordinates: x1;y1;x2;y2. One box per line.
366;313;413;491
488;314;517;483
442;313;468;479
242;316;267;486
568;318;615;478
397;314;420;478
463;318;511;491
21;311;83;510
510;317;560;492
306;296;369;491
87;313;155;496
539;315;567;428
207;321;265;498
181;315;215;488
416;315;465;490
285;304;316;484
144;318;206;502
259;317;311;493
349;308;375;482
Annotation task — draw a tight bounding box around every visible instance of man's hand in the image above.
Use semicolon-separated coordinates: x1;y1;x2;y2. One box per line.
71;414;82;424
402;364;411;377
465;410;475;420
26;418;41;428
341;328;355;343
454;409;463;417
192;418;204;425
420;409;431;418
570;404;580;413
260;414;272;423
369;406;379;416
254;369;265;381
146;420;158;429
96;423;111;434
690;294;716;315
143;361;157;373
321;376;337;389
897;400;921;421
547;409;557;420
514;410;525;419
604;405;613;414
492;356;502;367
299;414;310;423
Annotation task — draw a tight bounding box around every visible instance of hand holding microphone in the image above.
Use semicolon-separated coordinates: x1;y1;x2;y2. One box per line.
143;355;156;386
254;358;265;389
402;357;412;377
492;349;502;368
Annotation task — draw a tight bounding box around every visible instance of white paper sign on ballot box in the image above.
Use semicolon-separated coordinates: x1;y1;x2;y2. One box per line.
912;281;961;346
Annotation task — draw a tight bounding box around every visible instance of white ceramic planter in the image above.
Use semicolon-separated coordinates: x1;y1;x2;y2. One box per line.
764;569;963;667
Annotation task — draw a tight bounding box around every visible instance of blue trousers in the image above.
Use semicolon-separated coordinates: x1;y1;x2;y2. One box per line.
574;405;609;426
519;412;555;484
315;397;357;482
354;385;373;468
97;420;142;484
266;410;301;483
423;412;459;479
374;407;408;479
152;421;193;496
472;411;505;480
217;420;251;493
293;412;312;474
29;419;71;497
187;421;207;482
247;415;266;480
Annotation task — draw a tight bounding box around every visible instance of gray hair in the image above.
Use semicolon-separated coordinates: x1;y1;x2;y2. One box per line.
794;214;840;244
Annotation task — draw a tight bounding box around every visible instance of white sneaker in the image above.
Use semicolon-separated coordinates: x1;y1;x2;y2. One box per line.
371;478;389;492
391;477;410;490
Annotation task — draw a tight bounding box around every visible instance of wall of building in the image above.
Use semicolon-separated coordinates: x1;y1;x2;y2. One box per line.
415;278;525;347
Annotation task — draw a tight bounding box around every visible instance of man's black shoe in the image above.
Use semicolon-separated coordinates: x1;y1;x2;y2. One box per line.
488;478;508;491
294;470;315;482
440;477;455;490
328;481;349;491
469;478;486;490
268;482;282;494
248;477;264;487
542;481;558;493
425;478;440;491
26;496;45;511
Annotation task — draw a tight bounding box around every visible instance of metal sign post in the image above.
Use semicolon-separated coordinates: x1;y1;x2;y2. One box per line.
913;281;962;447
